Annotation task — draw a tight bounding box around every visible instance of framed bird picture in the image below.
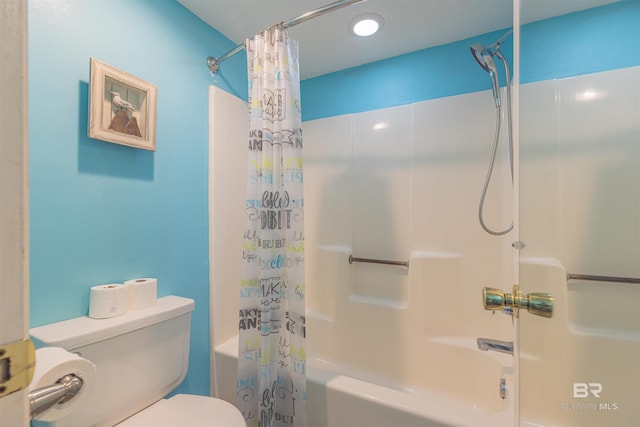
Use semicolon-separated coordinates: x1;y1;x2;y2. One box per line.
88;58;157;150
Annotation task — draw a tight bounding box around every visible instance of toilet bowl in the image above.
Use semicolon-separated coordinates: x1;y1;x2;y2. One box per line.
30;295;246;427
117;394;246;426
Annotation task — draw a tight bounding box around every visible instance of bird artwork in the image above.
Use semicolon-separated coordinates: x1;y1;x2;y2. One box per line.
109;109;129;133
108;91;142;137
110;91;137;112
124;117;142;137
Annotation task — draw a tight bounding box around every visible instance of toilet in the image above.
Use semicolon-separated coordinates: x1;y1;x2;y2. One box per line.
29;295;246;427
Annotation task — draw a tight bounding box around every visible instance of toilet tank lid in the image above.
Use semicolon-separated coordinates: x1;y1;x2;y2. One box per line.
30;295;194;350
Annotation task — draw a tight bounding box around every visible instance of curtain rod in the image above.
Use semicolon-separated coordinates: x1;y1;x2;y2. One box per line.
206;0;366;73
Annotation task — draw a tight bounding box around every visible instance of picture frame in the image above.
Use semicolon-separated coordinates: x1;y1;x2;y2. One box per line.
88;58;157;151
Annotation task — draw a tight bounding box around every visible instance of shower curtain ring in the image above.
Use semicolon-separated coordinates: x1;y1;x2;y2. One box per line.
269;21;286;31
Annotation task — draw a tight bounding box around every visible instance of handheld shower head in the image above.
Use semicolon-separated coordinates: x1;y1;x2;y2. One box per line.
470;29;515;236
470;43;501;107
470;43;490;72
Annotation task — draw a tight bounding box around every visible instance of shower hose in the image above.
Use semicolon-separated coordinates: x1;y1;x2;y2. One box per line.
478;75;514;236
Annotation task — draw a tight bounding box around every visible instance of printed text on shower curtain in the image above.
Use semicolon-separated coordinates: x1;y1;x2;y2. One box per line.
237;28;306;427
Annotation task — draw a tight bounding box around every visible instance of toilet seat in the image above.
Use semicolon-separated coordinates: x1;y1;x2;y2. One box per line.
116;394;247;427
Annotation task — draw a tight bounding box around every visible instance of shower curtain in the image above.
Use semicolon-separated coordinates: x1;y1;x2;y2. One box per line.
237;28;306;427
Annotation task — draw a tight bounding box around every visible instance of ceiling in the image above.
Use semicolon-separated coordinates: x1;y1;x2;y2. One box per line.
178;0;618;79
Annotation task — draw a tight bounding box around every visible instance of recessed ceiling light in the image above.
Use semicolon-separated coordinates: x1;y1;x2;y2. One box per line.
350;13;384;37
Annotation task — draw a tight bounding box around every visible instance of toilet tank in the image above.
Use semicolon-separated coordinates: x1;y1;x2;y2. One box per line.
30;295;195;427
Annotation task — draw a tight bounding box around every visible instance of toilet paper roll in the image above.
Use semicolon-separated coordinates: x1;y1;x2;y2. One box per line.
30;347;96;421
125;277;157;309
89;283;129;319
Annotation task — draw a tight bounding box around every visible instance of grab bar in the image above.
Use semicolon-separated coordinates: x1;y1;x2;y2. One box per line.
567;273;640;284
348;255;409;269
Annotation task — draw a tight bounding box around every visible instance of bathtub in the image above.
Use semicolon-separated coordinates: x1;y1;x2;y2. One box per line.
215;333;513;427
214;251;514;426
209;88;516;426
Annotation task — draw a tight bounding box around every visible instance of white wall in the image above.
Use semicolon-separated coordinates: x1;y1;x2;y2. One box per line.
209;84;516;409
519;66;640;427
209;67;639;426
304;88;513;339
209;87;247;397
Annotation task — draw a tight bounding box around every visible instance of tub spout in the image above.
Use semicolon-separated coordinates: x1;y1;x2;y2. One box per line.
477;338;513;355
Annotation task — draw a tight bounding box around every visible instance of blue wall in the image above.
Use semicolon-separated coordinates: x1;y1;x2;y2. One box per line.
28;0;640;402
301;1;640;121
521;0;640;83
28;0;246;396
301;29;513;121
